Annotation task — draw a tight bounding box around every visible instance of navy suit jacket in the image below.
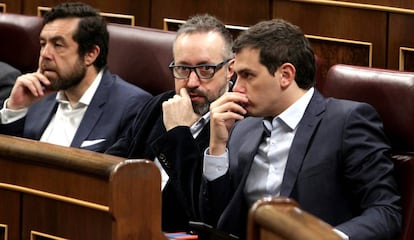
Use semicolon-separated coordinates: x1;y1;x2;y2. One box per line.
0;69;152;153
200;90;402;240
107;90;209;232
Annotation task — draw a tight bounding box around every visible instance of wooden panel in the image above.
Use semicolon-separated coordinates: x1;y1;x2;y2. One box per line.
0;135;164;240
291;0;414;10
389;13;414;70
21;0;150;27
150;0;269;29
0;0;21;13
273;0;387;79
399;47;414;72
0;189;20;239
22;196;111;240
163;18;248;39
0;3;5;12
37;6;135;26
307;35;372;81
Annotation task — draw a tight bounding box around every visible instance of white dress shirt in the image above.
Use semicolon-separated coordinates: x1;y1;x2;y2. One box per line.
244;87;314;206
0;70;103;147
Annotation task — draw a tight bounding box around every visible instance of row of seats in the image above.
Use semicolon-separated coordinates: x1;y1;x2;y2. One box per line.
0;13;175;96
1;12;413;240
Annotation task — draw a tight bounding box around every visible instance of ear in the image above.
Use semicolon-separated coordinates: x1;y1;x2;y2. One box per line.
277;63;296;88
226;58;235;81
84;45;100;66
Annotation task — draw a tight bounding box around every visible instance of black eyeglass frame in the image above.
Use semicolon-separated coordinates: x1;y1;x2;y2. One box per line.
169;59;232;80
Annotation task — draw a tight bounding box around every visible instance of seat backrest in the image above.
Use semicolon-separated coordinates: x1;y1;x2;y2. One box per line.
107;23;176;95
0;13;42;73
247;197;341;240
0;14;176;96
322;64;414;152
322;64;414;240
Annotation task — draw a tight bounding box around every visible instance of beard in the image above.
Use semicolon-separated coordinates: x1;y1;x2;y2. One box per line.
42;60;87;91
190;79;228;115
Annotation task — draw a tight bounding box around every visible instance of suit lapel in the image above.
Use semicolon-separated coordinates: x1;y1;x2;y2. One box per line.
26;95;58;140
280;91;326;197
195;123;210;150
70;71;111;148
229;118;264;184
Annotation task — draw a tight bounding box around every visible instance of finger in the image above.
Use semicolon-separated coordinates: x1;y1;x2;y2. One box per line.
34;71;51;89
211;92;248;109
212;101;247;116
21;74;47;97
179;88;189;99
213;111;245;121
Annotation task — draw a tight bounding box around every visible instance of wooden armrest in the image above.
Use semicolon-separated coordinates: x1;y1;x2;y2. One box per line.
247;197;341;240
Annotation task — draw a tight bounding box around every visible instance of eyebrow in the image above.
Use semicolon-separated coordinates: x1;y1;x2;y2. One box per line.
174;60;219;66
40;35;66;43
236;68;255;75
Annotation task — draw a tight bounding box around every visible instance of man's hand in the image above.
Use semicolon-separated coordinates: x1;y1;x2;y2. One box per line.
209;92;248;155
162;88;200;131
7;70;52;110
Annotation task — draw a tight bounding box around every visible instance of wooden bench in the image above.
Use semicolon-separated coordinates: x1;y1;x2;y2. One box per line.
0;134;165;240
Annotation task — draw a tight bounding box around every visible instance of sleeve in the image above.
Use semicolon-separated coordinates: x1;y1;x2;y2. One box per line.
150;126;203;220
335;103;402;240
1;99;28;124
203;148;229;181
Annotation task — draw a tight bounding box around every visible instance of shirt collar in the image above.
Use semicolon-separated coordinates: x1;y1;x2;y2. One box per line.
190;112;210;134
273;87;314;131
55;69;104;107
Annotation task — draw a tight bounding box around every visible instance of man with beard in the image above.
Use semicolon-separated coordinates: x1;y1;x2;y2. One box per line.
0;2;152;153
106;14;234;233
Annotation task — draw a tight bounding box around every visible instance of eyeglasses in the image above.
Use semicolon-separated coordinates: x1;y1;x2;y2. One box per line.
169;59;231;80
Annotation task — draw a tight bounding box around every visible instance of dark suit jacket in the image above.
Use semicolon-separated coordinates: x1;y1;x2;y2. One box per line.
106;90;209;232
0;69;152;153
200;90;402;240
0;61;21;103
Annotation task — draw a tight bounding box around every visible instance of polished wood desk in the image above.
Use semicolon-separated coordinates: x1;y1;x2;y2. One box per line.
0;134;165;240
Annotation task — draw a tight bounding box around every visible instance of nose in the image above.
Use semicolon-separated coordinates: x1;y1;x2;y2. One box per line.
186;70;201;88
232;76;244;93
40;43;52;60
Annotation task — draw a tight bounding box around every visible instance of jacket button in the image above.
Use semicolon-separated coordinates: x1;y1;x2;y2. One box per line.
158;153;166;161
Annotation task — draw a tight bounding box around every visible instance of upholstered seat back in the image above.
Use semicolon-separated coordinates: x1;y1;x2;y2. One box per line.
322;64;414;152
107;24;176;95
0;13;42;73
0;14;176;96
322;64;414;240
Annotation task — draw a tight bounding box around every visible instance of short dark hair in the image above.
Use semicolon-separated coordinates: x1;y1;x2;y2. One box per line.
175;14;234;60
43;2;109;70
233;19;315;89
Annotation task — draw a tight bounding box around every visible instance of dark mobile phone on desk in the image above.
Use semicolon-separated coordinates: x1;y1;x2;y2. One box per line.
189;221;239;240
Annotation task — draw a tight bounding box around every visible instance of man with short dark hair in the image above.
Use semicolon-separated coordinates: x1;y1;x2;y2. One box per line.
0;2;152;153
202;19;401;240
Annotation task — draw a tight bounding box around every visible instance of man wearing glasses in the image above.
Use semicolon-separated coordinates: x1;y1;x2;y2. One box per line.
106;14;234;233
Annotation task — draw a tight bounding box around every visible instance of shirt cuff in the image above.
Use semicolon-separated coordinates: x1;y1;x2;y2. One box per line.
333;228;349;240
203;147;229;181
0;99;28;124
